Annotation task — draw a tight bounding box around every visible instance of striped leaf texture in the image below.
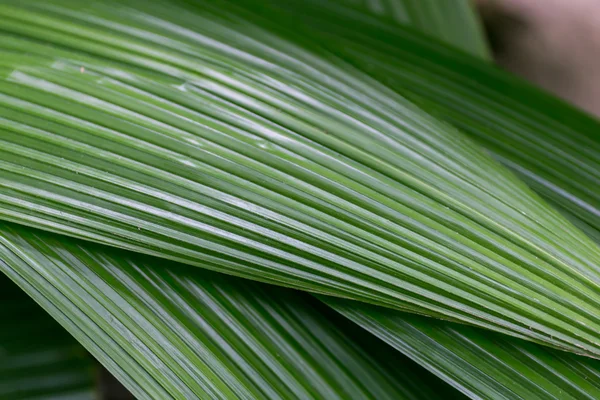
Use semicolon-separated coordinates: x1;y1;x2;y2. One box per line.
0;223;461;400
0;275;94;400
250;0;600;238
325;296;600;400
1;0;600;357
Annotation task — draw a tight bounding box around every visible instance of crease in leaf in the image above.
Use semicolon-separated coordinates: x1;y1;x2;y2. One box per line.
1;0;600;357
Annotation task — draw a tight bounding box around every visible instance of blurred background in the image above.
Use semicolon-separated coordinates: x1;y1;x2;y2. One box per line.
477;0;600;117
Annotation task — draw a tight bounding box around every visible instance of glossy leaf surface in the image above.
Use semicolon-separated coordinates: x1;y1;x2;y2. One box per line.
2;0;600;356
244;3;600;398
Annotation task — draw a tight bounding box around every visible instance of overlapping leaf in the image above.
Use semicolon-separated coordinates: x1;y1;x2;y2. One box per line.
325;296;600;400
0;222;460;400
0;275;94;400
5;217;600;400
4;0;600;399
1;0;600;357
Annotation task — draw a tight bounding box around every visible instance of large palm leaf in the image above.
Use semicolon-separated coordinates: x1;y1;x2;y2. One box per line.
3;0;600;353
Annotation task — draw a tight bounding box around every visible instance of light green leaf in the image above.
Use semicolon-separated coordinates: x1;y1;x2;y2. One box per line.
2;0;600;357
325;296;600;400
0;274;95;400
0;222;461;400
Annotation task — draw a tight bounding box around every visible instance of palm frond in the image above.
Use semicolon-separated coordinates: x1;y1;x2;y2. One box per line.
3;2;600;399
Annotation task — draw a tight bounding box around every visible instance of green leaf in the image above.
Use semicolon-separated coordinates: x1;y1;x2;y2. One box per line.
325;296;600;400
0;222;462;400
236;0;490;58
2;0;600;356
0;274;95;400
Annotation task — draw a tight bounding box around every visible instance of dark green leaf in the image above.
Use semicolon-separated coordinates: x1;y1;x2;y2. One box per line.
0;275;95;400
0;223;461;400
326;296;600;400
237;0;490;58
